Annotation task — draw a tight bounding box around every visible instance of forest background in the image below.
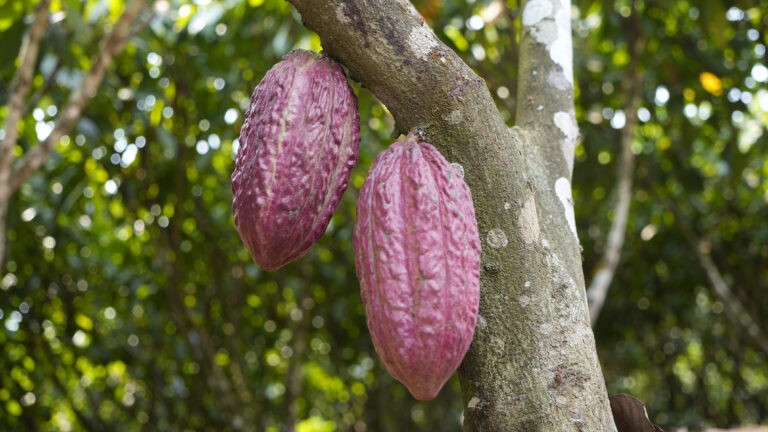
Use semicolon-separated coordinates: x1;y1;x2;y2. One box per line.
1;0;767;431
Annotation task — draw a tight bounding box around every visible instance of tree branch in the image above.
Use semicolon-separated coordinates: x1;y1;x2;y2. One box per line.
676;227;768;357
290;0;512;150
695;241;768;356
0;0;51;272
24;59;63;115
6;0;148;200
665;198;768;357
515;0;576;179
586;16;644;325
0;0;51;198
287;1;614;430
512;0;590;330
585;108;635;324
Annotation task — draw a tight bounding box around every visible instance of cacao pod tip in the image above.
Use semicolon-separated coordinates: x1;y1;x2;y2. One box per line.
409;386;441;401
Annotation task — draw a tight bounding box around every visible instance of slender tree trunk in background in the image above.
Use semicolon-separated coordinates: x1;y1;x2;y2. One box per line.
0;201;7;277
586;17;644;325
287;0;615;429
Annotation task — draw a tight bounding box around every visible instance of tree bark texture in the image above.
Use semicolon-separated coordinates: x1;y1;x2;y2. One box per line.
287;0;615;430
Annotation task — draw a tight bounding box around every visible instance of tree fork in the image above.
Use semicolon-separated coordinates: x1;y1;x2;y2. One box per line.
286;0;615;429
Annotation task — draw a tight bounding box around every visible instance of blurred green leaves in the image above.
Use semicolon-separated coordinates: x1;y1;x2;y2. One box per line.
1;0;768;430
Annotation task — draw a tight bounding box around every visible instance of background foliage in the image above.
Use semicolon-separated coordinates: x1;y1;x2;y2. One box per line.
1;0;767;430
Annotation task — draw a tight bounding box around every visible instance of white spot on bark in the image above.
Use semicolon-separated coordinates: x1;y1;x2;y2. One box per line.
540;322;553;334
440;56;446;63
486;228;508;248
553;112;576;139
554;111;578;174
556;395;568;405
504;202;511;210
550;5;574;85
522;0;552;26
518;197;540;244
408;26;438;60
521;0;574;87
444;110;463;124
543;251;585;335
336;4;350;23
525;281;531;288
570;412;586;426
542;238;550;249
537;105;544;111
467;396;480;409
450;162;465;179
518;295;531;307
477;315;488;330
530;19;557;45
548;69;570;90
555;177;578;239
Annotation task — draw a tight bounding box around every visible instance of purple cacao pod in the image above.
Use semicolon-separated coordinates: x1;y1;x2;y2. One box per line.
232;50;360;270
353;137;481;400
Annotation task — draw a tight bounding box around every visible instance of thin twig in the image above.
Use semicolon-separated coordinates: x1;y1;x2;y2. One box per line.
696;242;768;356
673;218;768;357
7;0;148;199
660;195;768;357
23;59;63;115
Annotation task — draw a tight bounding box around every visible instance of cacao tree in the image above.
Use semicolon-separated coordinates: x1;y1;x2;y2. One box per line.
282;0;616;429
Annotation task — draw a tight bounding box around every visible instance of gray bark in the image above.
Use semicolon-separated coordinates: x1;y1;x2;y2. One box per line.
287;0;615;430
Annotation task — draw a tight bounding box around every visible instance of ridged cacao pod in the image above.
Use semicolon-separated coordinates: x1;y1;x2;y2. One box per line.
353;137;481;400
232;50;361;270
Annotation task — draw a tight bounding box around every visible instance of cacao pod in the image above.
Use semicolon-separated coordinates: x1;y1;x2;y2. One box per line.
353;137;481;400
232;50;361;270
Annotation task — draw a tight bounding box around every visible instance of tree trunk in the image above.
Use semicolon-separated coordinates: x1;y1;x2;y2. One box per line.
286;0;615;429
586;18;644;325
